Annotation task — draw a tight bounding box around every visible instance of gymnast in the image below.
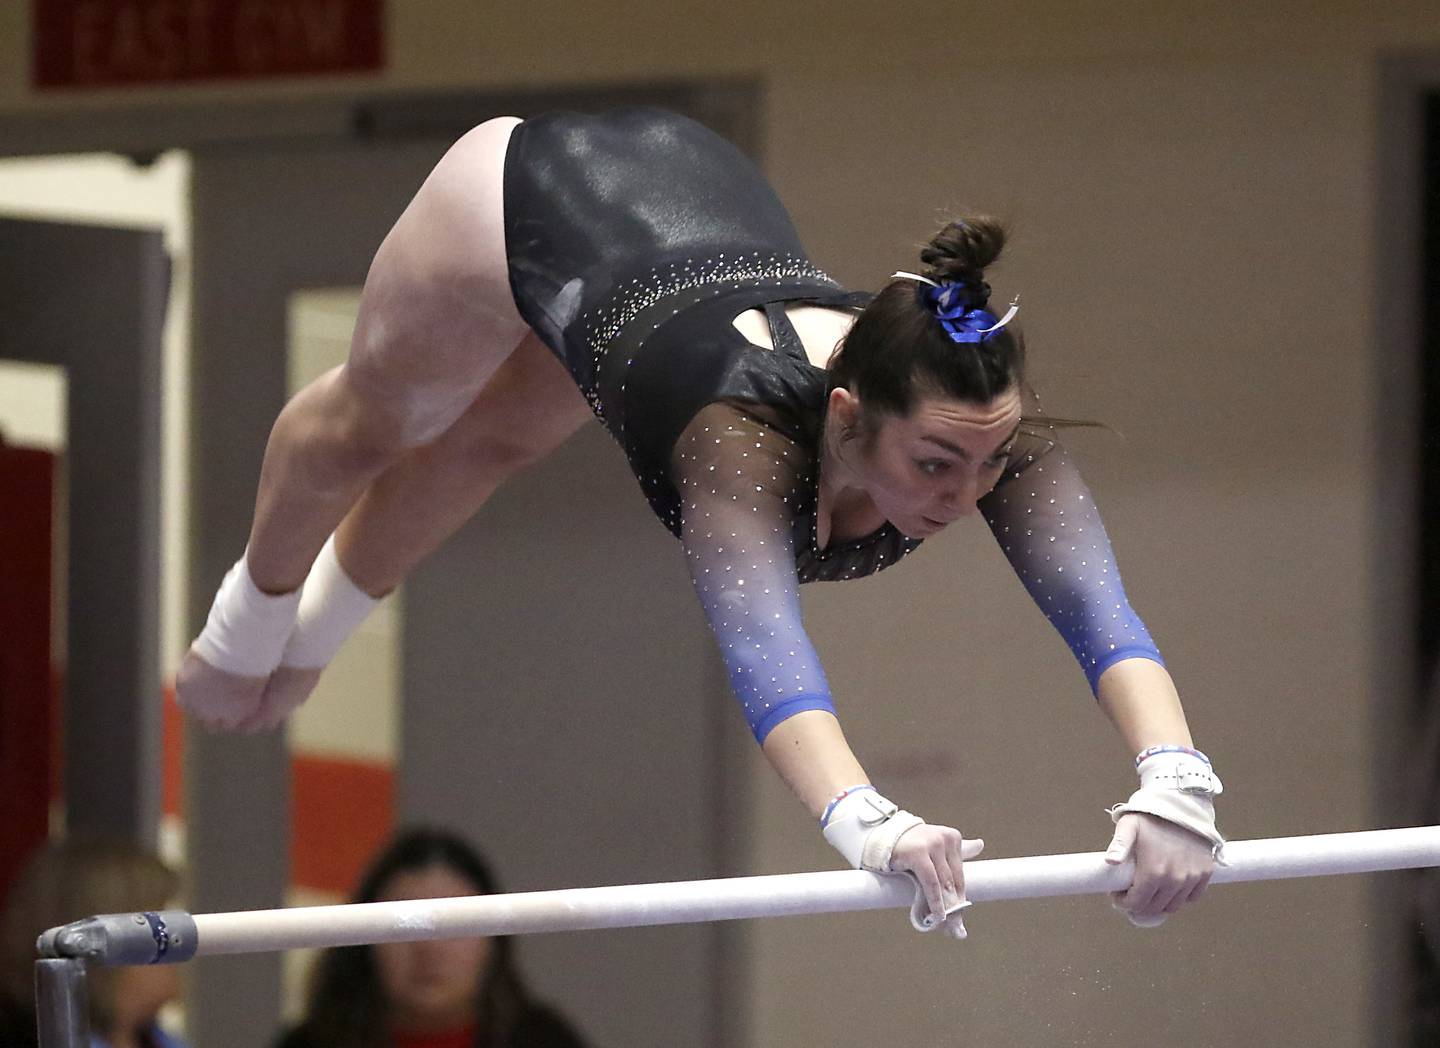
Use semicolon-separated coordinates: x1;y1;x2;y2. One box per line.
177;108;1224;938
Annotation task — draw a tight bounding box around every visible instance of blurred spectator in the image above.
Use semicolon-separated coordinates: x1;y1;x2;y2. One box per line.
0;837;187;1048
276;827;586;1048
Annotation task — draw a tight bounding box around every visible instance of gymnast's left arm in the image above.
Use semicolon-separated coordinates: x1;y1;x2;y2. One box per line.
979;431;1224;925
672;404;979;936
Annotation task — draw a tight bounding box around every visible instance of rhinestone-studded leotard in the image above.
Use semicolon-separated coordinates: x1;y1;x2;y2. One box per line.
502;109;1162;741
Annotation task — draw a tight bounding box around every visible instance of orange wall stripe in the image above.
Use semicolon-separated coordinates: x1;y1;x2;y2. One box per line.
289;754;394;895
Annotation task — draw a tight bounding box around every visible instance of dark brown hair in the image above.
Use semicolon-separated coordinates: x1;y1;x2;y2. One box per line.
828;215;1025;432
287;827;528;1048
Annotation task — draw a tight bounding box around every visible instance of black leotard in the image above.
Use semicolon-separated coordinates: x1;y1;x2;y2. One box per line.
502;109;1163;741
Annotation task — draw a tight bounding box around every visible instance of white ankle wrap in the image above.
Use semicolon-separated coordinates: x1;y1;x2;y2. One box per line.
192;553;302;676
280;535;381;669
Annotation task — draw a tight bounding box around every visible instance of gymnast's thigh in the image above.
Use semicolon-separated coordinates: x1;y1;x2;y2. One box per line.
438;331;594;475
342;116;531;443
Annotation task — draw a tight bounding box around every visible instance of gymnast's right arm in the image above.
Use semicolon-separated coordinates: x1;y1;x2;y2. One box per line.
672;405;980;935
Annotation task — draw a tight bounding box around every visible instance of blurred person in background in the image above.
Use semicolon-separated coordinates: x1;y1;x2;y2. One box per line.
0;837;187;1048
275;826;586;1048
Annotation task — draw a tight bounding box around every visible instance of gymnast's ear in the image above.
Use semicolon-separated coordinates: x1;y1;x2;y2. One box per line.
827;385;864;443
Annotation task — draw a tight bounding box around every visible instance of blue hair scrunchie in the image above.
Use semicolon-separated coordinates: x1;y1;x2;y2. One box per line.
923;282;1003;345
890;271;1021;344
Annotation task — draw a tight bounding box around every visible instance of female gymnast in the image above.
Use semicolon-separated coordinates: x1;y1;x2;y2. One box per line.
177;108;1224;938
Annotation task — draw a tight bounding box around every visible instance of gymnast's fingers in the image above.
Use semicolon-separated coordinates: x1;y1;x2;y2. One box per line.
945;833;966;905
946;834;984;906
1144;873;1191;917
1117;867;1163;917
1185;868;1214;905
891;829;948;924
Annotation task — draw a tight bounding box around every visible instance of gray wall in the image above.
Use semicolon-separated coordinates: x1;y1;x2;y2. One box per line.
403;424;747;1048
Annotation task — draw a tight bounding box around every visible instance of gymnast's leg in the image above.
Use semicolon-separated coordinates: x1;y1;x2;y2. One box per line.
179;115;544;729
242;335;591;729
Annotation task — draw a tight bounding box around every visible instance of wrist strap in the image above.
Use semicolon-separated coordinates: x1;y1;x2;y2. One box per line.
1136;748;1223;795
822;788;922;871
820;785;874;827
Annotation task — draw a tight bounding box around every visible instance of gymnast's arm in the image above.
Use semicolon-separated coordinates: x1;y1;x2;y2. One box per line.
978;430;1169;695
977;431;1203;748
671;404;865;813
671;404;974;929
979;431;1220;920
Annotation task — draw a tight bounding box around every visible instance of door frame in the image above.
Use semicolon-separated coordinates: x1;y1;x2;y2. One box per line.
0;81;761;160
0;216;167;847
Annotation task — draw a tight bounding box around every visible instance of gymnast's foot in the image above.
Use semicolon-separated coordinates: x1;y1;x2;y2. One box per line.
237;665;324;734
175;648;269;732
176;651;323;734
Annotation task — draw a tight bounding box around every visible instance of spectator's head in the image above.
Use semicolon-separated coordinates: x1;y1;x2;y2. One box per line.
0;837;181;1040
301;826;527;1046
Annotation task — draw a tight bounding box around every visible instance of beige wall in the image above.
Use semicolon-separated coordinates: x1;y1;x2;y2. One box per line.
4;2;1438;1045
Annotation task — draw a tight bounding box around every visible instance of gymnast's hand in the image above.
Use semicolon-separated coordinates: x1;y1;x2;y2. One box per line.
1104;812;1215;926
822;786;983;938
890;822;986;937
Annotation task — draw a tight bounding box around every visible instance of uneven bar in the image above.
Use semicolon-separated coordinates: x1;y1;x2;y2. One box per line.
37;826;1440;965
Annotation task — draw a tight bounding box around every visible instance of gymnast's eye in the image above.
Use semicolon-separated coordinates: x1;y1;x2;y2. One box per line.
916;458;950;476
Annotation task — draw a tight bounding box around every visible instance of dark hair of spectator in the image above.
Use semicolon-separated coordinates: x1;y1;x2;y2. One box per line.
293;826;529;1048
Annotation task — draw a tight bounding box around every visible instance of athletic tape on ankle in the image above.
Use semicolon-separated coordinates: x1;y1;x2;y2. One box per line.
191;554;302;676
280;535;381;669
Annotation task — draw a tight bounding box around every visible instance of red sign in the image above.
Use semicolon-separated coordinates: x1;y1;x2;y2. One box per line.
32;0;385;88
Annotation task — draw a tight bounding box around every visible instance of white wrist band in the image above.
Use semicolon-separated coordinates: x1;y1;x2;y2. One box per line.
822;788;923;872
280;535;382;669
191;553;302;677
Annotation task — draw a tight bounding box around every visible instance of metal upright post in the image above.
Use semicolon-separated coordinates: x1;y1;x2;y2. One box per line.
33;958;89;1048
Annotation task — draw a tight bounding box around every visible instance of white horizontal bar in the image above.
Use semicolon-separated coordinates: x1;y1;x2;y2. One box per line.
190;826;1440;957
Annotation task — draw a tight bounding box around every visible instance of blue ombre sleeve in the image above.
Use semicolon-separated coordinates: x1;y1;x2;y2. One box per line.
979;430;1164;690
673;405;835;743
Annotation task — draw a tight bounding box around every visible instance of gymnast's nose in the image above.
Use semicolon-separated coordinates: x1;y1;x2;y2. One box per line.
936;478;982;520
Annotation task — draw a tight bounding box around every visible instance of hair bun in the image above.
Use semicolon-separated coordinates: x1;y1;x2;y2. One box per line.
919;215;1006;287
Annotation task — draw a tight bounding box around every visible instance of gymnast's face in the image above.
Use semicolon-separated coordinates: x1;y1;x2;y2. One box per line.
836;387;1022;539
373;864;494;1032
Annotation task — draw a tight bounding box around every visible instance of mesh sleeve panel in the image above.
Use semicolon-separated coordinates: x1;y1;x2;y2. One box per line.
979;428;1164;691
672;403;835;742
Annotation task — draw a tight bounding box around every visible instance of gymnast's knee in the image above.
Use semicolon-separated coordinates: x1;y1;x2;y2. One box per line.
275;366;435;486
